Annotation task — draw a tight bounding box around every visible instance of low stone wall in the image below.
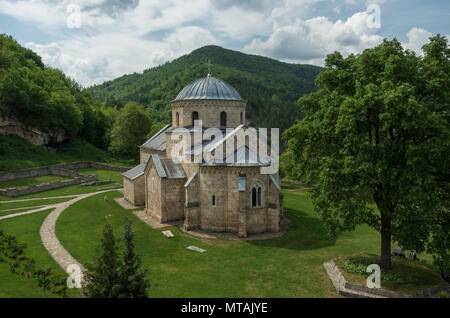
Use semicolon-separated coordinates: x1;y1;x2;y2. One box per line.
0;161;130;182
0;166;82;182
53;161;130;172
0;161;128;197
0;175;98;197
324;258;450;298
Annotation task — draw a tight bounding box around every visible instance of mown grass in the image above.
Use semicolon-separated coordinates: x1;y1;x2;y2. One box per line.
0;182;121;201
0;210;80;297
0;197;72;213
0;175;71;189
55;188;389;297
74;168;124;185
0;134;137;171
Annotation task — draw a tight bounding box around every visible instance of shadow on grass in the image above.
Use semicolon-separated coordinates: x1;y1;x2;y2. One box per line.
249;207;336;251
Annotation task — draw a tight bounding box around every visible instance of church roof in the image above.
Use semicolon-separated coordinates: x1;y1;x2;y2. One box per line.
150;154;186;179
173;75;243;102
141;124;170;151
160;159;186;179
200;146;275;167
122;162;146;180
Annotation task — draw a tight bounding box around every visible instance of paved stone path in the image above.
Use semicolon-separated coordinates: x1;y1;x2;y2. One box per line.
0;194;79;203
39;190;116;275
0;205;61;221
0;189;119;280
0;204;49;213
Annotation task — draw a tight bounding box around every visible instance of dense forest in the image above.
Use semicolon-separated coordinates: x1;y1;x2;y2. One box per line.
0;34;110;149
89;45;323;131
0;35;323;164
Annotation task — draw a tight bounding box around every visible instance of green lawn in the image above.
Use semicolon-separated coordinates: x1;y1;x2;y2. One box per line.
74;168;124;185
0;134;137;171
0;210;80;297
0;197;72;212
0;181;442;298
54;188;387;297
0;175;71;189
0;183;121;201
0;169;124;201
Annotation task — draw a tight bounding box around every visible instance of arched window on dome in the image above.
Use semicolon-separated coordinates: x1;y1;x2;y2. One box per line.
192;111;199;126
176;112;179;127
220;111;227;127
250;182;264;208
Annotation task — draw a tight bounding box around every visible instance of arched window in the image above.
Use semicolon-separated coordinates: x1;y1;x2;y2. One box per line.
192;111;199;126
212;195;216;206
176;112;179;126
220;111;227;127
250;182;263;208
240;112;243;124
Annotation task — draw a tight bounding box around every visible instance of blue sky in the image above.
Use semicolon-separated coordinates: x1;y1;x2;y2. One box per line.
0;0;448;87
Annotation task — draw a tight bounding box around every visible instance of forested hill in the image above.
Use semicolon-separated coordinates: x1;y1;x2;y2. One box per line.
89;45;324;131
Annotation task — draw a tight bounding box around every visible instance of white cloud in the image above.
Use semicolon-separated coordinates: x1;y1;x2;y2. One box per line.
245;11;383;64
212;7;271;41
26;25;219;86
401;27;432;55
3;0;443;88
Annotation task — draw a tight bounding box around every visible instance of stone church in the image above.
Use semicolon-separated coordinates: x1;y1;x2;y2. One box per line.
122;74;283;237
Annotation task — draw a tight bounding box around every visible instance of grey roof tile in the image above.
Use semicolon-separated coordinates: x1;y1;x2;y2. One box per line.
122;163;146;180
161;159;186;179
141;125;170;151
173;75;243;102
152;154;167;178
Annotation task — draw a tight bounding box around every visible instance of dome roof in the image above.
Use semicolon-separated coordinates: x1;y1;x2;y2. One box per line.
173;75;243;102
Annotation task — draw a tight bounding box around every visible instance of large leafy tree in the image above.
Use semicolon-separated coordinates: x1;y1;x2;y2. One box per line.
283;36;449;270
109;101;153;158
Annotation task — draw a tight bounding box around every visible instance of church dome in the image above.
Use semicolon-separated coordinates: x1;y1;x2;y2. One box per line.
173;75;243;102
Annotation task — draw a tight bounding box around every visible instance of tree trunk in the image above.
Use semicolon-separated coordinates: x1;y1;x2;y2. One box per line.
380;213;392;270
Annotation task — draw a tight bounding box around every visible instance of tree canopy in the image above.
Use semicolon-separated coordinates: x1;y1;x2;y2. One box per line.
0;34;109;148
283;36;449;270
88;45;323;132
108;101;153;158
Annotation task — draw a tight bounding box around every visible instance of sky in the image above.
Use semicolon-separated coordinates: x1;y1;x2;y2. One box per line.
0;0;448;87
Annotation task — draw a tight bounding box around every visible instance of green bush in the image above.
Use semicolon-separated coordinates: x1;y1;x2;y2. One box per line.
342;255;415;284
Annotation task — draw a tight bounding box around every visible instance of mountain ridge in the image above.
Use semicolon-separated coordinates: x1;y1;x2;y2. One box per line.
88;45;324;131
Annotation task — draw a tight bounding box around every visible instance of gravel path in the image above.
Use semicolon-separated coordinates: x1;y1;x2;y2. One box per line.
39;189;116;275
0;205;60;221
0;189;120;280
0;194;79;203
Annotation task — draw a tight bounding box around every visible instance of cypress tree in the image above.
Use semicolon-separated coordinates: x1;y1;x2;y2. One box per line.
82;224;121;297
117;218;150;298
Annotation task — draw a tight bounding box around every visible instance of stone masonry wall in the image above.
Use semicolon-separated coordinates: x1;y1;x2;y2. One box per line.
140;148;166;164
197;166;279;235
0;175;98;197
161;178;185;222
146;166;162;221
172;99;246;128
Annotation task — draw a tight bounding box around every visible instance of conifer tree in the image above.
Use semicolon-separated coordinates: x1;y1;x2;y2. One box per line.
117;219;150;298
82;224;121;297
